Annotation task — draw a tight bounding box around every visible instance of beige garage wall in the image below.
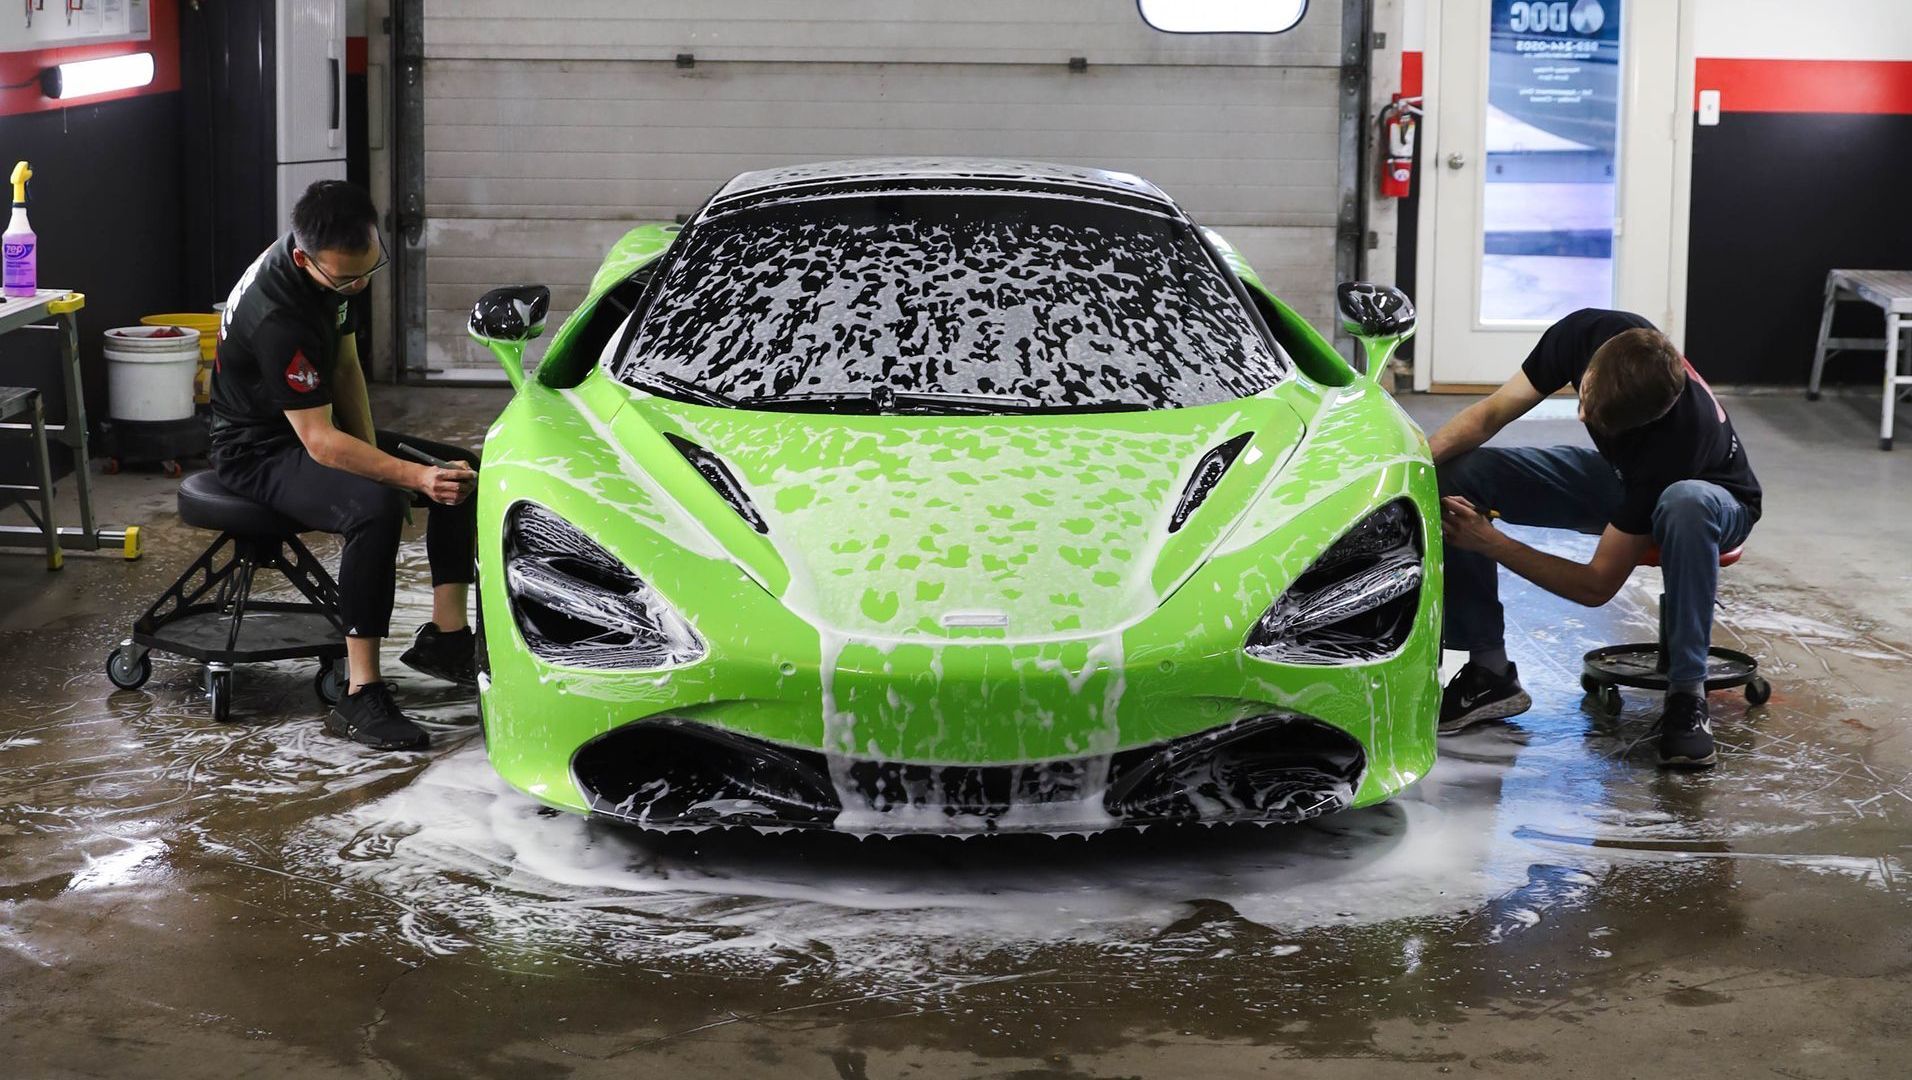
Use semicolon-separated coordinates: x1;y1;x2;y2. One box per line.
414;0;1351;379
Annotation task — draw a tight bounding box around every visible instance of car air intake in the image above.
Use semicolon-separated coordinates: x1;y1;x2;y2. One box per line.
571;715;1362;832
1102;714;1364;822
573;718;840;827
665;433;768;533
1169;432;1253;533
842;757;1103;820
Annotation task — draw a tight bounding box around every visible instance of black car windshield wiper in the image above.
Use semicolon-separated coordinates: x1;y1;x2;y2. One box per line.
748;387;1072;415
624;368;735;408
883;389;1043;413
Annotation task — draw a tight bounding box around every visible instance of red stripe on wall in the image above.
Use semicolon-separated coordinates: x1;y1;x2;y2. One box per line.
0;0;180;117
1696;58;1912;115
1402;50;1423;98
347;36;368;76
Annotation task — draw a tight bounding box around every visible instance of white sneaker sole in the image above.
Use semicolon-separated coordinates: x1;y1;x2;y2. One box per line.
1437;690;1533;736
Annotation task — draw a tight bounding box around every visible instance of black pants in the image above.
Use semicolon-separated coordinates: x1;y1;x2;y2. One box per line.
214;430;478;639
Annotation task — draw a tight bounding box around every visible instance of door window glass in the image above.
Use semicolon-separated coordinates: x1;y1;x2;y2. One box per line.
1481;0;1622;323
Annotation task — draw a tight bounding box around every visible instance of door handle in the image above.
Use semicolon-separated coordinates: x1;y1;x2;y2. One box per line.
1446;152;1466;170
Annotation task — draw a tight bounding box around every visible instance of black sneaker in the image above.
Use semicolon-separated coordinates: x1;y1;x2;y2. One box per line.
326;682;430;751
1657;692;1717;768
1438;662;1533;735
399;623;478;688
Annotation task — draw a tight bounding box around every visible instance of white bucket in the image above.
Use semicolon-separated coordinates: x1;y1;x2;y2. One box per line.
105;325;201;423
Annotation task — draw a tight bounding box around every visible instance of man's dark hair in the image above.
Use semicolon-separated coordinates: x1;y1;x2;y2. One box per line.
1583;327;1686;435
291;180;378;256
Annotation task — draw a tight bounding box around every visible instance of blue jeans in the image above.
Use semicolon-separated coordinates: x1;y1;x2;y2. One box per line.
1439;447;1755;684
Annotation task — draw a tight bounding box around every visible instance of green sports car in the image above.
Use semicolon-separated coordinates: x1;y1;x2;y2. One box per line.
467;158;1439;834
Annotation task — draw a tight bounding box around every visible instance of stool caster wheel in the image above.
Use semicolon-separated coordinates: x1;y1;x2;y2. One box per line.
101;457;121;475
1586;682;1622;714
1806;389;1820;402
1745;676;1772;706
1580;673;1601;695
106;645;151;690
206;667;233;723
314;662;347;708
161;459;183;479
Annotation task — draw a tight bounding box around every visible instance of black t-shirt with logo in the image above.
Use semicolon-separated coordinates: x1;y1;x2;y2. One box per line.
1520;308;1762;536
208;233;354;461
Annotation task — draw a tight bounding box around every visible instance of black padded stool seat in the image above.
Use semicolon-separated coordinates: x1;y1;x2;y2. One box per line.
177;470;304;536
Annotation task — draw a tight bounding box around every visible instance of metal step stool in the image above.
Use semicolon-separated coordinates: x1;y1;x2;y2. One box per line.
0;385;60;570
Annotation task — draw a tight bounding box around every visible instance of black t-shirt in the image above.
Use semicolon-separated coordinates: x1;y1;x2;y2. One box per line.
1520;308;1761;536
208;233;354;460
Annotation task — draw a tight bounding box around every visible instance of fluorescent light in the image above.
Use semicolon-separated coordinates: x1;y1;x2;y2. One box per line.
1138;0;1309;33
41;52;156;100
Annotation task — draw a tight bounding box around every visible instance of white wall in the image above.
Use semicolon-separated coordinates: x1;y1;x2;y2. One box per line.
1694;0;1912;59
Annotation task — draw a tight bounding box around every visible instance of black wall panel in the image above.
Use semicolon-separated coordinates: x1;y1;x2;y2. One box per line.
1685;113;1912;385
0;93;186;435
181;0;276;311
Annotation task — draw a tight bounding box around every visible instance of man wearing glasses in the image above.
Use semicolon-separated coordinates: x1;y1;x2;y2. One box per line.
209;179;478;751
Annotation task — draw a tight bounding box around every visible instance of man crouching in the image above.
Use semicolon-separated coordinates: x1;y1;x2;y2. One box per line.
1428;309;1762;768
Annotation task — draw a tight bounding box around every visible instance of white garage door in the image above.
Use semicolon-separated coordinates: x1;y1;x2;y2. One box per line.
410;0;1350;380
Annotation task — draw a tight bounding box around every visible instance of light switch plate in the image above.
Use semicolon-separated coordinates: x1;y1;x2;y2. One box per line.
1698;89;1721;126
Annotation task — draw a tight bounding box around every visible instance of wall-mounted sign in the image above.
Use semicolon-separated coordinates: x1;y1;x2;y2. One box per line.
1491;0;1622;153
2;0;151;54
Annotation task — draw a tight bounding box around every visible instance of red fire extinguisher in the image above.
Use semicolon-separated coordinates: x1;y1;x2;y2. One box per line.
1379;95;1422;199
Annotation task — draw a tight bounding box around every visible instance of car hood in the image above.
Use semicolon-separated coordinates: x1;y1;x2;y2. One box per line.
611;391;1308;642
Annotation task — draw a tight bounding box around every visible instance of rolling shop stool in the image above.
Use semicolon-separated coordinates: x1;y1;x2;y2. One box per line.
1580;545;1769;713
105;471;348;720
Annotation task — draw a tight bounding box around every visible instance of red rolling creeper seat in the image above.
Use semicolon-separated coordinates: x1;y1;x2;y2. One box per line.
1579;544;1770;713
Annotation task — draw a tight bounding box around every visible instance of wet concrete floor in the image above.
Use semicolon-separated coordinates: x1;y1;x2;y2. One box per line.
2;387;1909;1078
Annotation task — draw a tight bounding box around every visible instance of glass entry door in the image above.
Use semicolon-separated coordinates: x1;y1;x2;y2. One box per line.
1425;0;1687;387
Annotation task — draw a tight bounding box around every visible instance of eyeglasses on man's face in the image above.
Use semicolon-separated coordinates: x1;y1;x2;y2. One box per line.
300;235;389;294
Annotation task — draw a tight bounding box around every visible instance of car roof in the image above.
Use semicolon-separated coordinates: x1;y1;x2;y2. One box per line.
709;157;1176;209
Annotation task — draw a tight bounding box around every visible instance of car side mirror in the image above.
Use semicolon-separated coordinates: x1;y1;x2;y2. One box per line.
468;285;551;390
1336;282;1416;382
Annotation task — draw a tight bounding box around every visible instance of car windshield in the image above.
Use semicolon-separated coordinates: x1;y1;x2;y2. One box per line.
611;187;1290;413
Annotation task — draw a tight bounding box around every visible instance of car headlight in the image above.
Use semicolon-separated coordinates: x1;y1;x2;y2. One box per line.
502;502;706;670
1244;499;1423;665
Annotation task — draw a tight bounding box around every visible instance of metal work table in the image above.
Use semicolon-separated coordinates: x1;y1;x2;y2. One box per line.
1808;268;1912;450
0;289;142;561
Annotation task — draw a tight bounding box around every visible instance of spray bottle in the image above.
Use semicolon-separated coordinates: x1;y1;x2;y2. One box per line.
4;162;36;299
